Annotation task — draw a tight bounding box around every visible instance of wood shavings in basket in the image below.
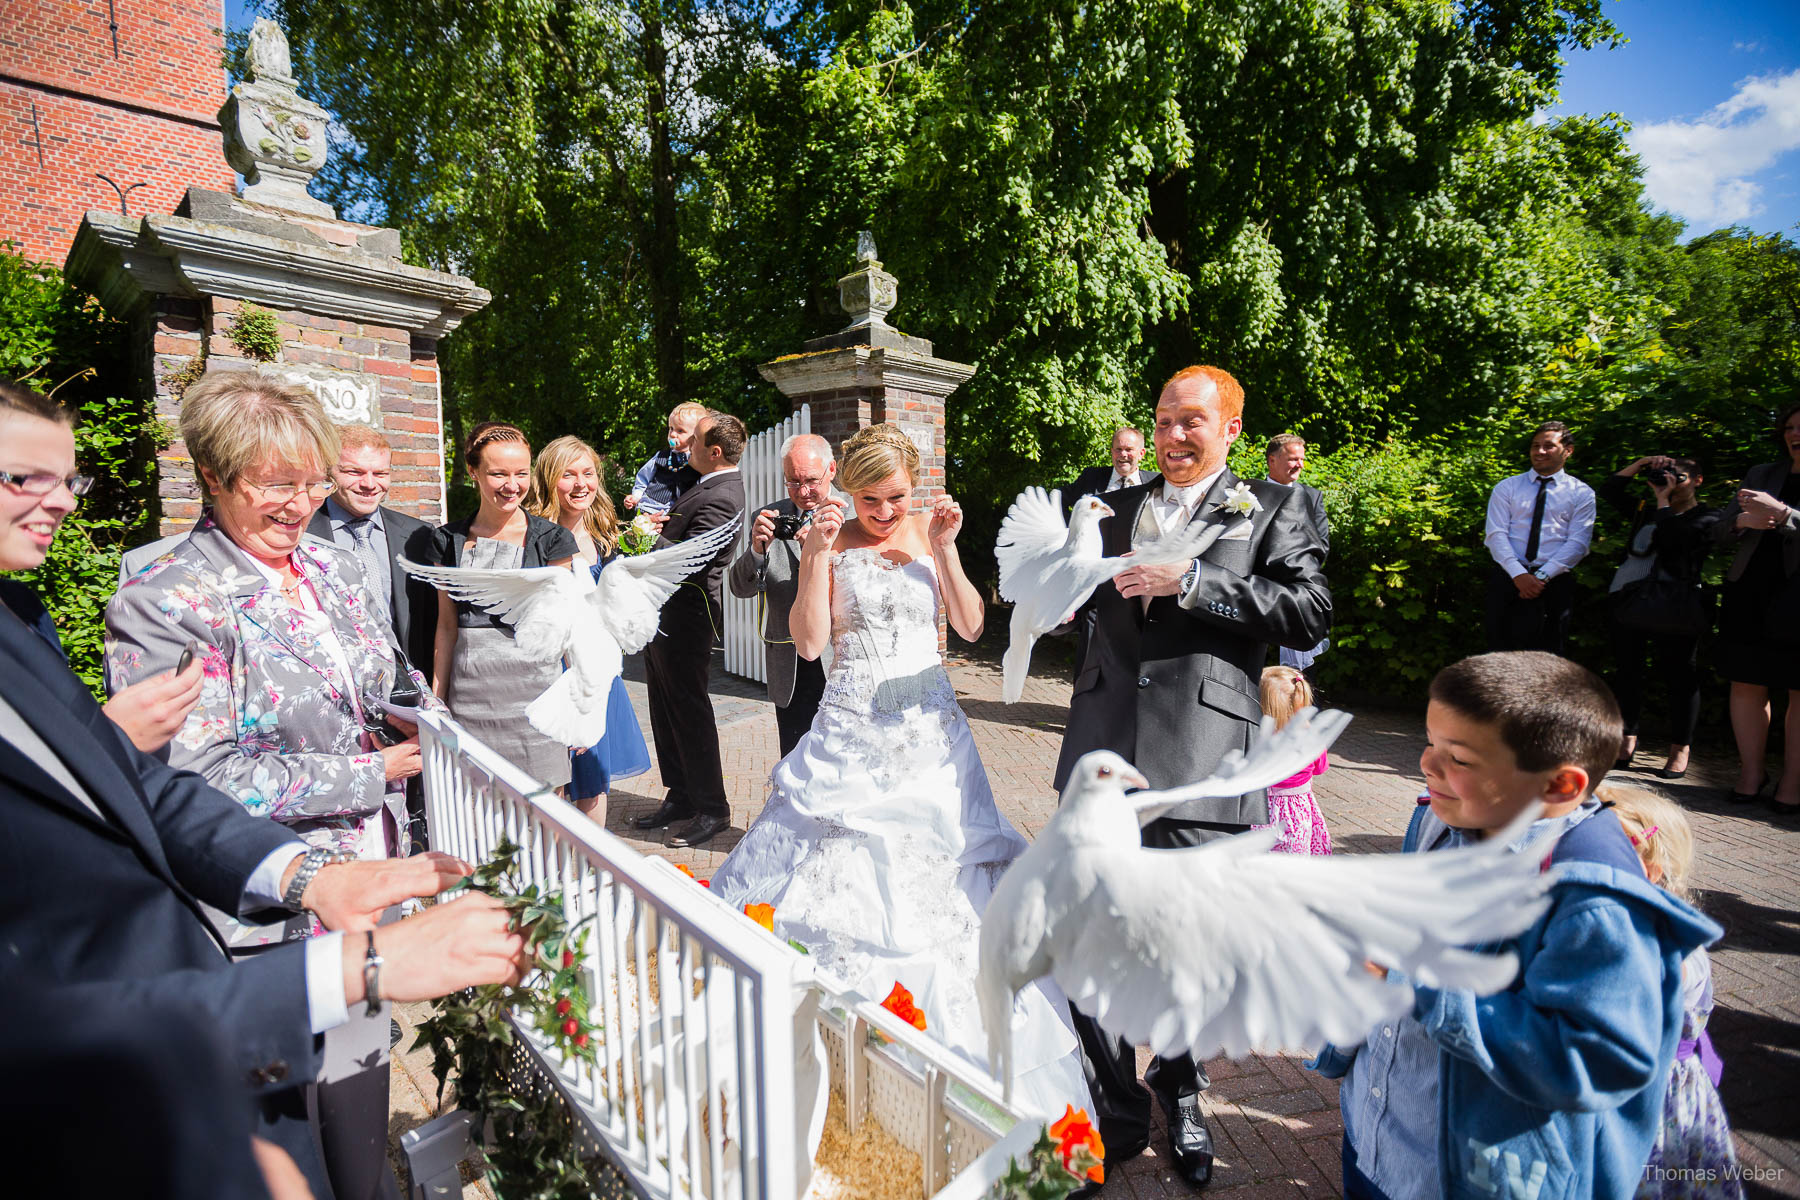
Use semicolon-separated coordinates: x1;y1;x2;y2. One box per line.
804;1089;923;1200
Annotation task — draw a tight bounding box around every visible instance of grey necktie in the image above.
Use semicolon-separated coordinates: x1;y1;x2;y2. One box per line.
347;518;392;626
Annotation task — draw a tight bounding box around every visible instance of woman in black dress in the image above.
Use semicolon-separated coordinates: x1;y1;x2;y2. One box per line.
1713;403;1800;813
1601;456;1719;779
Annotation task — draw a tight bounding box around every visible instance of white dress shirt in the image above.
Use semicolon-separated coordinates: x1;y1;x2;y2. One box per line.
1105;469;1143;493
1136;467;1226;545
1483;469;1596;580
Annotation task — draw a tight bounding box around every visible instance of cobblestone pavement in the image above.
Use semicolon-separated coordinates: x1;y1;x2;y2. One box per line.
398;648;1800;1199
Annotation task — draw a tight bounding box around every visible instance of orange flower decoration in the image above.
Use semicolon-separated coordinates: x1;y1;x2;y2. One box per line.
674;864;697;879
880;982;928;1031
743;903;776;932
1050;1105;1105;1183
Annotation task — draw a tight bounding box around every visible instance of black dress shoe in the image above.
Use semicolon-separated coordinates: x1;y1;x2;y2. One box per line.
1166;1094;1214;1189
633;800;692;830
1655;767;1687;780
666;813;730;848
1727;779;1767;805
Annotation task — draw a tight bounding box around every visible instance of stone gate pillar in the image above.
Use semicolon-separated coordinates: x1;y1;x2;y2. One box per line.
63;19;488;532
757;236;973;510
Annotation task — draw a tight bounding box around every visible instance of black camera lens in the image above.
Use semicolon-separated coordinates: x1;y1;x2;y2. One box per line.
1645;468;1670;486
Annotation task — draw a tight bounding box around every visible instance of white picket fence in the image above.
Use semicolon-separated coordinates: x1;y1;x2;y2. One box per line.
409;708;1037;1200
722;405;810;683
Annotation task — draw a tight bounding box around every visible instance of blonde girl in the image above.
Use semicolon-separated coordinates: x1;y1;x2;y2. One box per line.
1605;785;1744;1200
1254;665;1332;854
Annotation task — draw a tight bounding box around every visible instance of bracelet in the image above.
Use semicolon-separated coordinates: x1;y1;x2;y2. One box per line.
362;930;384;1016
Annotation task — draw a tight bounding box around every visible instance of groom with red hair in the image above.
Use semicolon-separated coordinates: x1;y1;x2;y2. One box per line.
1054;364;1331;1191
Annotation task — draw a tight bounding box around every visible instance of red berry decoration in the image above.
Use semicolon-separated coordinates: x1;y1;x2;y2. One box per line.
575;1032;589;1048
563;1018;579;1036
556;997;572;1016
561;949;575;968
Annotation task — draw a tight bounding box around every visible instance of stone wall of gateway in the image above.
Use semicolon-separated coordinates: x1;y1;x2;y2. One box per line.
146;296;449;529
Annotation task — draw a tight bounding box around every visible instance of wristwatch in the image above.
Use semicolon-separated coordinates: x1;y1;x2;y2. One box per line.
1179;559;1201;595
1533;567;1552;582
281;846;358;912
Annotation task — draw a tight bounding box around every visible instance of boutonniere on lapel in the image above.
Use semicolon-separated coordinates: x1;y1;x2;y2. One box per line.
1213;481;1263;518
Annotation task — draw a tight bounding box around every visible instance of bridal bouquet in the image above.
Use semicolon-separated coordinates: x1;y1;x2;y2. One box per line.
618;512;661;556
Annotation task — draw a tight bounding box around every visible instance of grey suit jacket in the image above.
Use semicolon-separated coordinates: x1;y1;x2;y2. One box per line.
1715;460;1800;582
1053;469;1331;825
726;492;848;706
306;501;440;673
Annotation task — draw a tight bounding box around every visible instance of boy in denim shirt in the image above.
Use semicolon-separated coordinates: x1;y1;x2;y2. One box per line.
625;400;707;515
1314;652;1719;1200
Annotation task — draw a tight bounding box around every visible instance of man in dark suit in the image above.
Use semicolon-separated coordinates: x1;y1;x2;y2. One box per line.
1061;426;1148;514
1053;366;1331;1192
635;411;749;848
727;433;842;757
305;422;439;674
1264;434;1329;549
0;602;528;1200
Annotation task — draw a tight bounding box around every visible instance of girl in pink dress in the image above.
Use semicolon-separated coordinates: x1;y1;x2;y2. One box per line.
1256;665;1333;855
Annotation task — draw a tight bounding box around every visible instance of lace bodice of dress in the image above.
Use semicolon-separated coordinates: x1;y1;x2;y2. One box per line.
820;548;957;718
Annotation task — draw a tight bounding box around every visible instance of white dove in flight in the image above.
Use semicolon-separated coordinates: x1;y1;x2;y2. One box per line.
977;709;1560;1102
994;486;1223;703
398;517;740;751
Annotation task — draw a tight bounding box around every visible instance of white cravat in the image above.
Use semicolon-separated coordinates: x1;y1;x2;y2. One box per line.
1137;468;1225;545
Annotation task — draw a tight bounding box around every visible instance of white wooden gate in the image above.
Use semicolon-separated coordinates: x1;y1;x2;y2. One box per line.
723;404;810;682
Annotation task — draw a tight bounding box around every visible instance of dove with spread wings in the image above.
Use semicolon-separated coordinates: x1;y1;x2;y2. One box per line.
994;486;1224;703
399;517;740;749
977;709;1560;1102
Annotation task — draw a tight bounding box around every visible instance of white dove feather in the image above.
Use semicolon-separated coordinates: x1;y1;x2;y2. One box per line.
994;486;1225;703
977;710;1560;1101
396;515;739;752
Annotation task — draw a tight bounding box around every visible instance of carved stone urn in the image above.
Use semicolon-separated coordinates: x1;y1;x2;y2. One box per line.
218;18;334;218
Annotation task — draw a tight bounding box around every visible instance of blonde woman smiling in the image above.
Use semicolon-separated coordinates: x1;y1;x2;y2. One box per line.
528;435;650;819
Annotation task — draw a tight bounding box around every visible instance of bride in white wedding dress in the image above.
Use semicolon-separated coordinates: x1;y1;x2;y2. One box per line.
709;424;1091;1119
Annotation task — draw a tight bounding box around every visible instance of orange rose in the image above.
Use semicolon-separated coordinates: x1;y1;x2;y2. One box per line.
1050;1105;1105;1183
880;982;928;1031
674;863;697;880
744;903;776;932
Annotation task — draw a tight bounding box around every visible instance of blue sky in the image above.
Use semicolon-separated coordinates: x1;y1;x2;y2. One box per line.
228;0;1800;240
1550;0;1800;238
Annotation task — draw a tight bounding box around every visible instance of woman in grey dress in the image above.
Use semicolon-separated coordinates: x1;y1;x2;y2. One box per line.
427;422;579;788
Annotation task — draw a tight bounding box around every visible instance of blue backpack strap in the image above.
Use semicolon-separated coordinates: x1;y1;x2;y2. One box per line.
1547;807;1644;875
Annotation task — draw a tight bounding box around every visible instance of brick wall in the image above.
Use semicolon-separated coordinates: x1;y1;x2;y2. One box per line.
795;386;947;507
151;296;448;533
0;1;232;261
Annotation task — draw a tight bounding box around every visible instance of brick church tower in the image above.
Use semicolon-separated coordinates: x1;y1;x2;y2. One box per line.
0;0;235;262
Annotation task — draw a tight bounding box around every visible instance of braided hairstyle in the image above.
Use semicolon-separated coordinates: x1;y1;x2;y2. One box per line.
464;421;530;471
838;422;920;494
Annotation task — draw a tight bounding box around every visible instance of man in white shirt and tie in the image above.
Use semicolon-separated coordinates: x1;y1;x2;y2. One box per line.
1483;420;1596;655
1061;426;1147;513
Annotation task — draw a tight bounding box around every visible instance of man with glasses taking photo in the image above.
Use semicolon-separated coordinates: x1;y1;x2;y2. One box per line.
728;433;844;757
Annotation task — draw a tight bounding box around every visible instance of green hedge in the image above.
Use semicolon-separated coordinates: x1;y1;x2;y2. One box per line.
0;243;161;695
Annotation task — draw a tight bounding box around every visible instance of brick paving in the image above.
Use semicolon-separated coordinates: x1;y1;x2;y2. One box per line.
398;647;1800;1199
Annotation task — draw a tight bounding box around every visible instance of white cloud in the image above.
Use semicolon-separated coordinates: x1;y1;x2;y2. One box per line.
1733;40;1762;53
1631;68;1800;229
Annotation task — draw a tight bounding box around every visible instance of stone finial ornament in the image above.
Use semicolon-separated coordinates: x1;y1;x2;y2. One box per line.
838;232;897;330
219;18;335;218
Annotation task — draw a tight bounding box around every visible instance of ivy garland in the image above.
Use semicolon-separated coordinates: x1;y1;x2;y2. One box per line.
414;839;606;1199
226;304;283;362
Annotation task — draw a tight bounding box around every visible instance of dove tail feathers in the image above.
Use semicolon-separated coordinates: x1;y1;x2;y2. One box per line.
524;674;607;752
1001;634;1033;705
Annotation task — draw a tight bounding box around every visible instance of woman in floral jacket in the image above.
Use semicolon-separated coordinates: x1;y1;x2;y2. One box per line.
104;372;436;1200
